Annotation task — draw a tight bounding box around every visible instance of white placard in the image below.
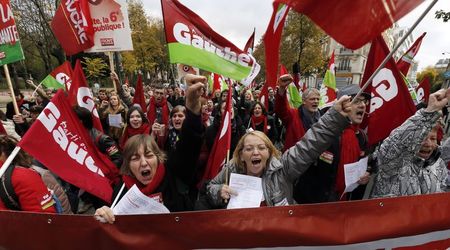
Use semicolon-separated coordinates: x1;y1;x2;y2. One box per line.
227;173;263;209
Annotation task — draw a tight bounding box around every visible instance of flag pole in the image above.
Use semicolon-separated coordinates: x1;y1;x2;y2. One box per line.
4;64;20;115
224;149;230;204
0;146;21;179
354;0;439;102
108;52;117;93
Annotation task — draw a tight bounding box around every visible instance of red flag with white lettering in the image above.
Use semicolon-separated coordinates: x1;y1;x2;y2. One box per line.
68;60;104;132
264;2;290;89
18;90;114;203
396;32;426;77
275;0;423;50
200;82;232;184
415;76;431;104
361;36;415;146
51;0;94;55
132;74;147;113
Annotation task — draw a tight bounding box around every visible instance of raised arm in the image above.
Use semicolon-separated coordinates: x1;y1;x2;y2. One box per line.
280;95;352;182
110;72;133;108
377;88;450;170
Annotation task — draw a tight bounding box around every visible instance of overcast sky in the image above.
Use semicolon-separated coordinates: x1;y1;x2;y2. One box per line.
143;0;450;71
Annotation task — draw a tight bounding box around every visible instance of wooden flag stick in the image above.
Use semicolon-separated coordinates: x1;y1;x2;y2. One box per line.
108;52;117;93
4;64;19;115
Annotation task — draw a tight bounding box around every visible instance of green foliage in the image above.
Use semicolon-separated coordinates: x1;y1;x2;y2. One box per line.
121;0;169;82
435;10;450;22
82;57;109;82
416;66;444;89
253;12;327;81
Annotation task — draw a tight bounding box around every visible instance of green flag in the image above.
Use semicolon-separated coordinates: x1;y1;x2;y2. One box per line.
0;1;25;66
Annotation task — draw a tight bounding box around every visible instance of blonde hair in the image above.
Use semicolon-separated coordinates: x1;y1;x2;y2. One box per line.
121;134;166;176
231;130;281;172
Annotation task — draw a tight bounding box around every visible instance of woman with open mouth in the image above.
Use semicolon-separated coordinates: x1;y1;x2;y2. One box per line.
206;94;355;207
95;74;206;224
246;101;279;144
119;106;150;149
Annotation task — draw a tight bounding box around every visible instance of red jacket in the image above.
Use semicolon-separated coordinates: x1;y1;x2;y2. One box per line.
274;91;306;152
0;166;56;213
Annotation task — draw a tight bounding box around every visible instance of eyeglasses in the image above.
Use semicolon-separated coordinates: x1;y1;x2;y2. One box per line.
242;144;268;153
352;97;369;105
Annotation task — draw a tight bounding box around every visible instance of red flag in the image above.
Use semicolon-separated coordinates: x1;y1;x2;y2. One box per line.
18;90;116;203
396;32;426;77
259;83;270;110
0;121;6;135
200;82;232;184
275;0;424;50
51;0;95;55
279;64;288;76
415;76;431;104
361;36;416;146
243;28;255;54
68;60;104;132
264;2;290;89
132;74;147;113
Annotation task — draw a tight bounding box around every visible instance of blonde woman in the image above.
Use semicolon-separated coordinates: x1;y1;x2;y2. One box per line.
101;93;127;143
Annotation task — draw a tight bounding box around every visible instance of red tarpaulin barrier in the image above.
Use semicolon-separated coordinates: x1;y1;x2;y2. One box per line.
2;192;450;249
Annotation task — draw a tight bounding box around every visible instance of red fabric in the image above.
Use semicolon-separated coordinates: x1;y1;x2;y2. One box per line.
335;125;361;198
0;163;55;213
244;28;255;54
69;60;104;132
360;36;415;146
264;2;290;90
415;76;431;104
200;86;232;185
0;121;5;135
15;98;24;108
49;61;73;90
396;32;426;77
251;115;268;134
5;192;450;249
280;64;288;76
18;90;115;203
122;163;166;196
147;97;170;128
274;91;305;151
50;0;94;55
119;123;150;149
132;74;147;113
275;0;424;50
259;83;270;110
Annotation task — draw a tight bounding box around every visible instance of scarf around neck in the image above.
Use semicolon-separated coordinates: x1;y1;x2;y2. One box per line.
251;114;268;134
122;163;166;196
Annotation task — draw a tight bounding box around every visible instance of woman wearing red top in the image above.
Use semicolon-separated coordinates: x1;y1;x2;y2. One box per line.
0;135;56;213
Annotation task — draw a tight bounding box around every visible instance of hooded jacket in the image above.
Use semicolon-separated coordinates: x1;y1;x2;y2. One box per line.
371;109;450;198
207;108;349;207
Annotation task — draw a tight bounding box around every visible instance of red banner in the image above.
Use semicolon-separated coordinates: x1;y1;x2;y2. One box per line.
132;74;147;113
18;90;114;202
397;32;426;77
415;76;431;104
51;0;95;55
264;2;290;89
68;60;104;132
2;192;450;249
361;36;415;146
275;0;423;50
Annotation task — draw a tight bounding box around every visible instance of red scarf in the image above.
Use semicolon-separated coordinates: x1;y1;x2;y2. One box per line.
251;115;268;134
16;98;24;108
119;123;150;149
147;97;169;126
202;112;210;126
122;163;166;196
335;125;361;199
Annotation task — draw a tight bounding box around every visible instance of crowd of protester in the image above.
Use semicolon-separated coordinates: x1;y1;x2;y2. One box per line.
0;72;449;224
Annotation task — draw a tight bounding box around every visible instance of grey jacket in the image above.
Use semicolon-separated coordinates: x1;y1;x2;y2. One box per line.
370;109;450;198
207;108;350;207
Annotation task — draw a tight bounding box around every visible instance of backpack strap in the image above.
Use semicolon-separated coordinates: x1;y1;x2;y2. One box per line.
0;165;21;210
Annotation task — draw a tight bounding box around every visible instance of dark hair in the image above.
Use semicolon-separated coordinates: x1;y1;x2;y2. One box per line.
30;105;44;114
127;106;148;124
170;105;186;118
0;135;33;167
250;101;267;116
121;134;166;176
73;106;93;130
0;110;6;121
